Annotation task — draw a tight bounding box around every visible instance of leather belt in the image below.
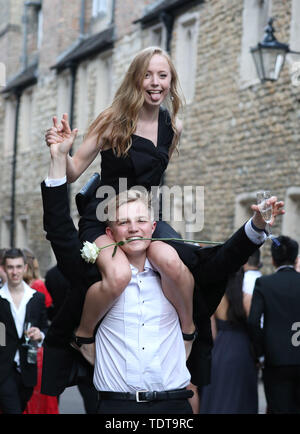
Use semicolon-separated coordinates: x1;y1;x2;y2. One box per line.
98;388;193;403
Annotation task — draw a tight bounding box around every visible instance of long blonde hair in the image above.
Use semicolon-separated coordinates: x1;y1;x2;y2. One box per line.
86;47;183;157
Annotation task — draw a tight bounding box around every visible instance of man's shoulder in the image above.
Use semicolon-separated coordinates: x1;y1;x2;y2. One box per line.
255;272;276;284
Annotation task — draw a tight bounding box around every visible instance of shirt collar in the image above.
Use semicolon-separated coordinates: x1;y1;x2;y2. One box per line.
0;281;36;304
129;258;155;274
275;265;295;272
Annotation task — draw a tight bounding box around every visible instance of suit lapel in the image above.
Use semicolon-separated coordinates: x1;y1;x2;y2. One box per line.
25;296;33;322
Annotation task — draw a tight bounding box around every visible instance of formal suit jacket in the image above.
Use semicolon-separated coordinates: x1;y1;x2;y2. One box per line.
248;267;300;367
40;181;261;395
0;287;48;387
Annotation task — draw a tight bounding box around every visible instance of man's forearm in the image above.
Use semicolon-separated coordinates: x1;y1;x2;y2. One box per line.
48;152;67;179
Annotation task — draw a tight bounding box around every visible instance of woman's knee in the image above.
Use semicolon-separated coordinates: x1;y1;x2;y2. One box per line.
148;242;193;284
148;242;181;272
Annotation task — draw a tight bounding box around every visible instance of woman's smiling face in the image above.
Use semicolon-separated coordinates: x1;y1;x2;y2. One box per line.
142;54;172;107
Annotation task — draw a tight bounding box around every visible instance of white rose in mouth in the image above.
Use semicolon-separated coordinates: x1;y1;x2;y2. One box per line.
81;241;100;263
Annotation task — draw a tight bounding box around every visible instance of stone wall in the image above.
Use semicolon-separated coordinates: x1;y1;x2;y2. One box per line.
0;0;299;276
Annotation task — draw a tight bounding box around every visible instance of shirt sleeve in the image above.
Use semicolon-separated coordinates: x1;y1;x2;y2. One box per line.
44;176;67;187
245;219;267;245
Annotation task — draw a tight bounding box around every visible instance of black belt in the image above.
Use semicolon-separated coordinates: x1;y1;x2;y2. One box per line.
97;388;193;403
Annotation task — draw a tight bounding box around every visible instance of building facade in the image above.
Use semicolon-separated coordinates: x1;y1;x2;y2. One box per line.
0;0;300;275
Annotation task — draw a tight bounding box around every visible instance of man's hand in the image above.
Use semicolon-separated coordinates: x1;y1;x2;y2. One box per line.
45;113;78;157
27;327;43;343
251;196;285;230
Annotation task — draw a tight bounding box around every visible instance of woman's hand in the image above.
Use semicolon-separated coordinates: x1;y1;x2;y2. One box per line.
45;113;78;156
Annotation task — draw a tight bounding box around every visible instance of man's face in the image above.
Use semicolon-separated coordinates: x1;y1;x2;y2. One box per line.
106;200;156;256
4;257;27;287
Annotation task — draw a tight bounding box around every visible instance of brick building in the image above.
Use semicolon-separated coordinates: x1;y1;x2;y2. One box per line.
0;0;300;275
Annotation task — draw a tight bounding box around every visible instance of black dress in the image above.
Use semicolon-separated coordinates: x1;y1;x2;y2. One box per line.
199;319;258;414
78;106;174;243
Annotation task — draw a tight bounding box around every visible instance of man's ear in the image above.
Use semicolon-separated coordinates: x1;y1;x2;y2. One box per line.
151;221;157;235
105;225;115;241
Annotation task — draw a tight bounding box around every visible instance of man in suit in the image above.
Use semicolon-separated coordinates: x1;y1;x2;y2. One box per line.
248;236;300;414
0;248;48;414
45;264;98;414
40;141;284;413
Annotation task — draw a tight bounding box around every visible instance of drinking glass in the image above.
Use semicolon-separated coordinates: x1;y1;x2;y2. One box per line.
256;191;280;246
22;322;31;347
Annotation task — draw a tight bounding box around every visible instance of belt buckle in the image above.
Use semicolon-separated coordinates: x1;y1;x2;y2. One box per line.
136;390;149;403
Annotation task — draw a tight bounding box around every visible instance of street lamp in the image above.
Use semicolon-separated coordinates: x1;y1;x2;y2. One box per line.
251;18;300;82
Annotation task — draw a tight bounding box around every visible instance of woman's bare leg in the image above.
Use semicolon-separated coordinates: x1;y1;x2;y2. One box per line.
74;234;132;364
147;241;196;359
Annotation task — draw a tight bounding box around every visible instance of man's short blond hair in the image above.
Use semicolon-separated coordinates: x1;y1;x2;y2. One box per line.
105;189;153;226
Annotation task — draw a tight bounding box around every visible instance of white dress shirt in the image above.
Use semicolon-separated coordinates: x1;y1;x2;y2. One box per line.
93;259;191;392
242;270;262;295
0;281;36;366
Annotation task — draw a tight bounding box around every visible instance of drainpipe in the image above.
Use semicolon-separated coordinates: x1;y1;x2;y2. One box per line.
10;92;21;247
160;11;174;54
66;62;77;203
69;63;77;133
159;11;174;199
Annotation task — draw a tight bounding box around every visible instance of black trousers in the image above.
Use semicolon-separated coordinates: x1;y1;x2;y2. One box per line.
96;398;193;414
263;366;300;414
0;367;33;414
77;377;98;414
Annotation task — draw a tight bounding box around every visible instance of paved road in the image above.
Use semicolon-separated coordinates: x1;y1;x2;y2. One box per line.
59;386;86;414
58;381;267;414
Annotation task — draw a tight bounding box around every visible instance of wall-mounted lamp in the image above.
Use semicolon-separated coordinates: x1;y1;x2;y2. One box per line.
251;18;300;82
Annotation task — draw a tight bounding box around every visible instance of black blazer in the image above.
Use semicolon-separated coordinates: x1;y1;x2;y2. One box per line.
0;289;48;387
248;267;300;367
40;181;261;395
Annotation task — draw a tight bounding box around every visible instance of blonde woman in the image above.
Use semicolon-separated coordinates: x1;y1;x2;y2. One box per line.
45;47;196;363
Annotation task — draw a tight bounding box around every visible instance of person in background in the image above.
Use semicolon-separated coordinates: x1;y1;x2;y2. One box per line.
22;250;59;414
45;264;98;414
200;268;258;414
248;235;300;414
242;249;262;316
0;248;48;414
23;249;53;312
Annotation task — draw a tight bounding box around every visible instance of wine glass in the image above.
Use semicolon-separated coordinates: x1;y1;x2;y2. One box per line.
256;191;280;246
22;322;31;347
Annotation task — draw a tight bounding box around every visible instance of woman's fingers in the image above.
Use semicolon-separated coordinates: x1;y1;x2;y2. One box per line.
61;113;71;133
52;116;58;128
53;116;64;132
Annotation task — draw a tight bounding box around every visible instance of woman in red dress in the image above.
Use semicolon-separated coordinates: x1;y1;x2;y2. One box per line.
23;250;59;414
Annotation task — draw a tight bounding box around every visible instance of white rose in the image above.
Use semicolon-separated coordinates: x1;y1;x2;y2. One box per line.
81;241;100;264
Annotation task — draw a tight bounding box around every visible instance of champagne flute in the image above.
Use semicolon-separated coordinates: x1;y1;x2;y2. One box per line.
22;322;32;347
256;191;280;246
